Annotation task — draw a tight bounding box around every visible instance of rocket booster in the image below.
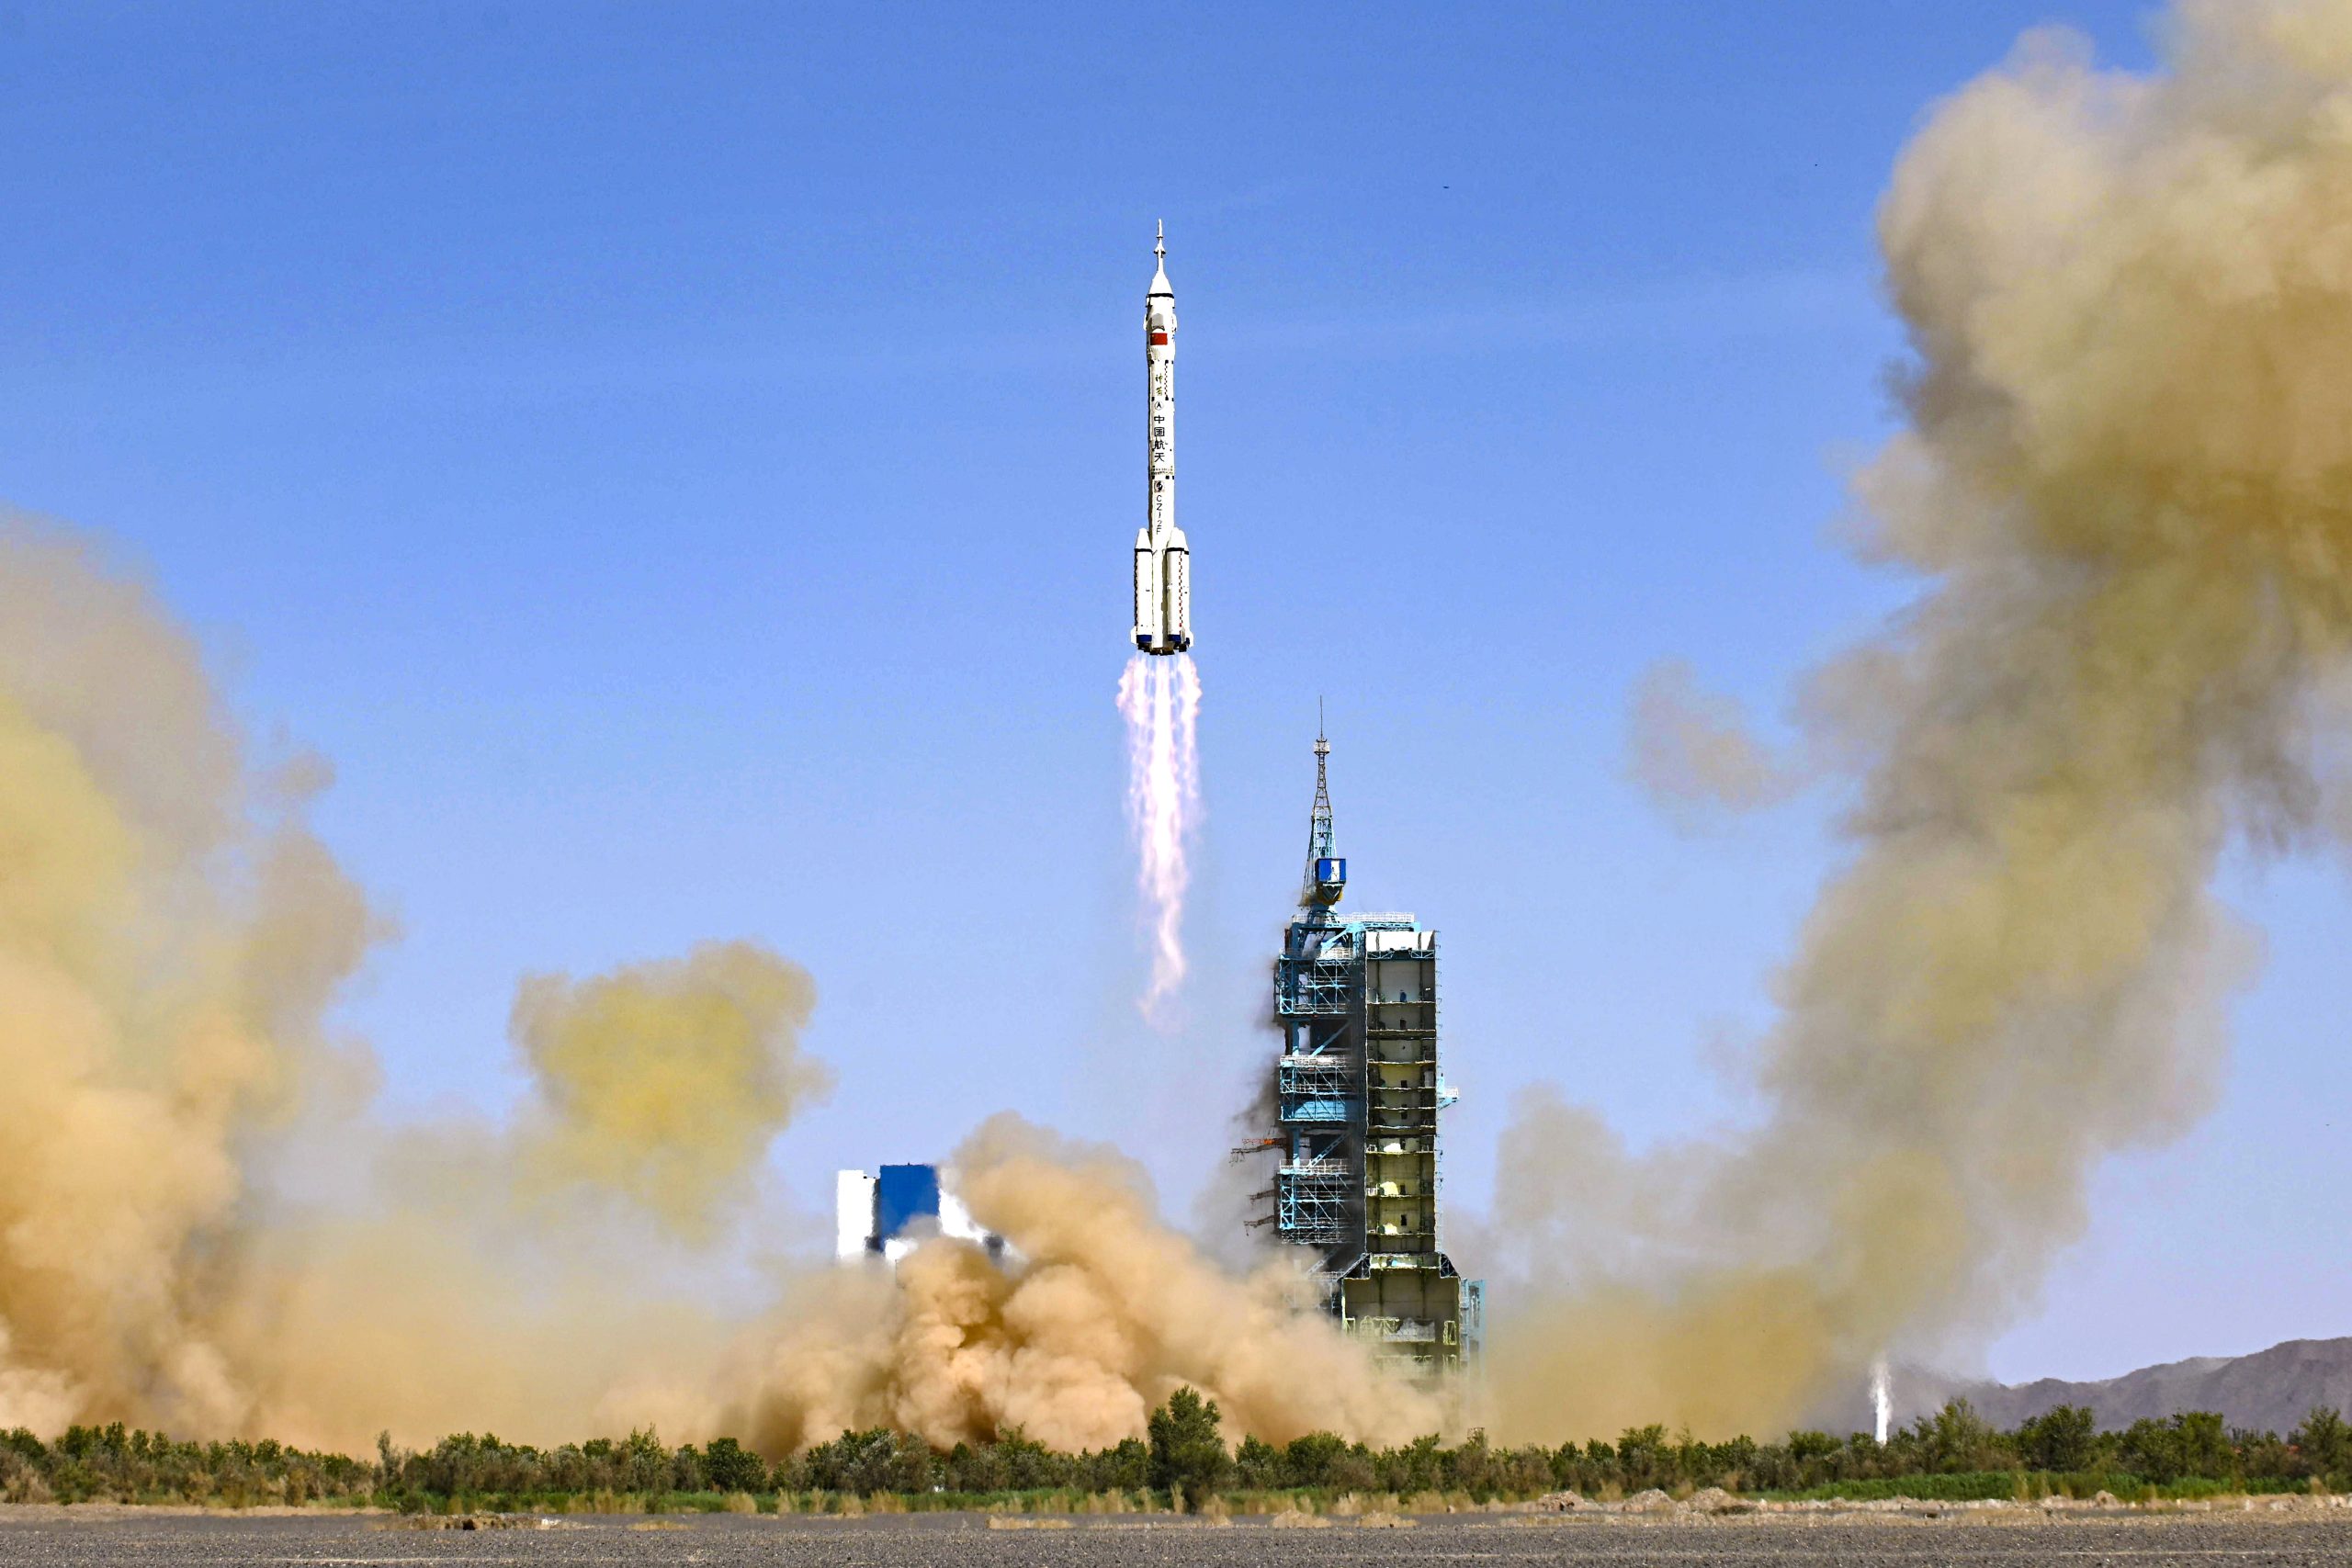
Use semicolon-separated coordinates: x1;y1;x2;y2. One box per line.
1133;223;1191;655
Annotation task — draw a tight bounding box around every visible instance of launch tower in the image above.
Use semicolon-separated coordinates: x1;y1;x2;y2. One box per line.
1263;724;1479;1371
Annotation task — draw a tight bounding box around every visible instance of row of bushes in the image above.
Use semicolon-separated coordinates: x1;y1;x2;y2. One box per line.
5;1393;2349;1510
0;1428;371;1508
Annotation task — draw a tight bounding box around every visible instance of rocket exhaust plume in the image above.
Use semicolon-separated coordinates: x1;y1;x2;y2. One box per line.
1483;0;2352;1440
1871;1359;1892;1445
1118;652;1203;1020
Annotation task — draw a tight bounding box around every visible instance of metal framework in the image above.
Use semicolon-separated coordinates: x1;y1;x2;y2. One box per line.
1275;952;1353;1016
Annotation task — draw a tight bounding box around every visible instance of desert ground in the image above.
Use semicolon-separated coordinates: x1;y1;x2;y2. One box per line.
5;1508;2352;1566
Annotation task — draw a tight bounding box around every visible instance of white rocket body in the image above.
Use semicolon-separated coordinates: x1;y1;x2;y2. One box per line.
1133;228;1191;655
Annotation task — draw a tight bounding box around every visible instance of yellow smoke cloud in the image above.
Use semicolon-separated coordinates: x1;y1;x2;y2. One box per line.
222;942;827;1450
0;514;840;1446
1487;0;2352;1442
725;1114;1452;1454
0;512;1427;1458
0;519;376;1436
512;942;828;1236
1627;659;1800;821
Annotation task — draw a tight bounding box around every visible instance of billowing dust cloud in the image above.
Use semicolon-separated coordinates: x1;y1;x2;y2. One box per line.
1628;659;1802;822
1487;0;2352;1441
0;513;1420;1454
724;1115;1448;1454
0;514;831;1445
0;516;379;1437
208;943;832;1450
511;942;829;1237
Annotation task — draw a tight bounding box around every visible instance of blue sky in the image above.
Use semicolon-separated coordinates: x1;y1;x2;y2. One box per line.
1;0;2341;1385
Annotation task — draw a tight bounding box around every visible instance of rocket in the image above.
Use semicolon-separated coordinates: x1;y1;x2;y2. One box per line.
1132;222;1191;655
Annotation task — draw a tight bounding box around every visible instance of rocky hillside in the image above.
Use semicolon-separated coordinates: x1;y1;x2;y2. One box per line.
1883;1338;2352;1437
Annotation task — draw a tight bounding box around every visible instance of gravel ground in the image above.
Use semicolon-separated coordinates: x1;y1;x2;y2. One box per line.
4;1510;2352;1567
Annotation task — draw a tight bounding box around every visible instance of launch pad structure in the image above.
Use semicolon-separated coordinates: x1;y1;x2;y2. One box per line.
1260;724;1482;1371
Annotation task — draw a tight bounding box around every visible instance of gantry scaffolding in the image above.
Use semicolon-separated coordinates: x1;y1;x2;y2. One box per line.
1258;723;1481;1372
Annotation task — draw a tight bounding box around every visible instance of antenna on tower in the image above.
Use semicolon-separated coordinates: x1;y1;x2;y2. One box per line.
1303;703;1344;912
1311;703;1332;850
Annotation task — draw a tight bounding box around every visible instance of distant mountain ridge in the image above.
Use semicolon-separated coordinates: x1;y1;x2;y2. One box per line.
1893;1337;2352;1437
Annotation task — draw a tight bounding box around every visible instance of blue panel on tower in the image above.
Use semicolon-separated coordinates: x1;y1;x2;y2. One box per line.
875;1164;942;1242
1317;857;1346;884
